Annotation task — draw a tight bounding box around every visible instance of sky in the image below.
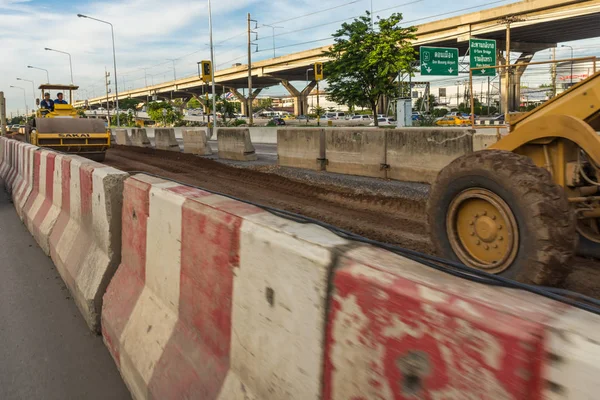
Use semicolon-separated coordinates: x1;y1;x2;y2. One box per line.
1;0;598;115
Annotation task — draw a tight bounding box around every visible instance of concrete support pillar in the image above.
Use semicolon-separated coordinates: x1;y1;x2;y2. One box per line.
231;88;263;117
281;80;316;116
500;51;534;113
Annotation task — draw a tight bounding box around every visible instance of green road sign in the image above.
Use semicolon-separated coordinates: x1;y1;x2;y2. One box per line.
420;47;459;76
470;39;496;76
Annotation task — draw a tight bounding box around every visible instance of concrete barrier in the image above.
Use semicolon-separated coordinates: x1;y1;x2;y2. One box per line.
19;147;127;331
325;128;386;178
277;128;325;171
473;131;500;151
130;128;152;148
386;128;474;184
102;174;347;399
248;126;278;144
22;150;61;255
45;155;127;332
323;245;600;399
114;129;132;146
217;128;257;161
182;128;212;155
11;142;37;220
154;128;180;152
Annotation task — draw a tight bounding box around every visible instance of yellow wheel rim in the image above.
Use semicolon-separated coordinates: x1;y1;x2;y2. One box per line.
447;188;519;274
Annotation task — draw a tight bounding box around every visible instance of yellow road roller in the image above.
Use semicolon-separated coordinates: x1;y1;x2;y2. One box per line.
28;84;110;162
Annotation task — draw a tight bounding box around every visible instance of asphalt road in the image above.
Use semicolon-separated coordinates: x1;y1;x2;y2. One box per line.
0;183;130;400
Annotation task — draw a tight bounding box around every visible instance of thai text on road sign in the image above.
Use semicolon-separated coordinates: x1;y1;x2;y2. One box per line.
470;39;497;76
420;47;459;76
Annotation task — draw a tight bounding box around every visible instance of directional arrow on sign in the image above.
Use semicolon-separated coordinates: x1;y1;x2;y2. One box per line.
426;67;432;73
481;69;487;74
422;62;428;67
448;68;454;74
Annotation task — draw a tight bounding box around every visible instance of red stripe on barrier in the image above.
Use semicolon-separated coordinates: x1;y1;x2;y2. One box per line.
323;251;550;400
102;177;151;366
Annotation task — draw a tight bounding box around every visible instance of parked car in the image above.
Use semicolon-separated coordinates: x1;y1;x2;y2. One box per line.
296;115;310;121
369;117;396;126
270;118;286;126
351;115;372;121
435;115;470;126
411;112;423;121
325;112;346;120
282;114;295;120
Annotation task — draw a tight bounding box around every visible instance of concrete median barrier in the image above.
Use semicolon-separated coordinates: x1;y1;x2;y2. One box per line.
323;245;600;399
12;142;37;220
325;128;386;178
114;129;132;146
386;128;474;184
130;128;152;148
102;173;347;399
473;131;500;151
22;150;61;255
248;126;278;144
154;128;180;152
47;155;127;332
217;128;257;161
277;128;326;171
182;128;212;155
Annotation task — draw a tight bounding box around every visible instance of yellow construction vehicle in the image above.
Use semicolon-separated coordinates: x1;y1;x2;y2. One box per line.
427;66;600;286
28;84;110;162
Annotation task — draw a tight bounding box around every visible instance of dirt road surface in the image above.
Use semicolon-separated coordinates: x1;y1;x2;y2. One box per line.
103;145;600;299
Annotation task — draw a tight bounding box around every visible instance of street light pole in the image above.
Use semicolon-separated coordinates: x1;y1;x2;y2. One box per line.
16;78;35;111
262;24;283;58
77;14;120;126
27;65;49;83
561;45;574;86
44;48;73;84
10;85;28;123
207;0;218;131
167;59;177;80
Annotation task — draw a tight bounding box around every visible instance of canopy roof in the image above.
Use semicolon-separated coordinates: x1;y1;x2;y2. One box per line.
38;84;79;90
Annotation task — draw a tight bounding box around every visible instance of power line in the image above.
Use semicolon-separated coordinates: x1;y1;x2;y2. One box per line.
263;0;364;26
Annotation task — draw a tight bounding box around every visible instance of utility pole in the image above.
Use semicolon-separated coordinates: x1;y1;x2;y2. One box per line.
551;47;557;98
0;92;6;136
105;69;112;124
247;13;257;125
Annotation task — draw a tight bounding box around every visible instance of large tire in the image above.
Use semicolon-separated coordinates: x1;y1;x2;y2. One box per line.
427;150;576;286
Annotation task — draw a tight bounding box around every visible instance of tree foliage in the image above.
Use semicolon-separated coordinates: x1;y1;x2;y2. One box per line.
147;101;183;126
324;12;416;126
414;95;437;112
187;97;203;109
119;98;140;111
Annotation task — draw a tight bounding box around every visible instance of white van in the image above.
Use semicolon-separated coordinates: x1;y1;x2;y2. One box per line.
326;112;346;120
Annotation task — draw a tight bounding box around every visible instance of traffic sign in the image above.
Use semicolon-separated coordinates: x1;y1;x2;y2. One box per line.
420;47;459;76
470;39;496;76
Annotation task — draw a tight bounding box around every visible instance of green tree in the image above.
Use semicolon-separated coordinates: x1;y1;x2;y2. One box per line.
147;101;183;126
257;98;273;110
119;98;140;111
187;97;202;109
414;95;437;112
216;95;236;123
324;12;416;126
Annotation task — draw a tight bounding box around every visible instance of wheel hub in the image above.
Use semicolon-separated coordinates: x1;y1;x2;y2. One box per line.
447;188;519;274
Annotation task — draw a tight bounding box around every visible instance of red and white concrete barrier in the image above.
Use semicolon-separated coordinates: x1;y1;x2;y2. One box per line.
323;245;600;399
12;142;38;219
102;173;346;399
22;149;127;332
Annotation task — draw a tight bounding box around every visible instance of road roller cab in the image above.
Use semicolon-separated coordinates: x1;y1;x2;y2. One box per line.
29;84;110;162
